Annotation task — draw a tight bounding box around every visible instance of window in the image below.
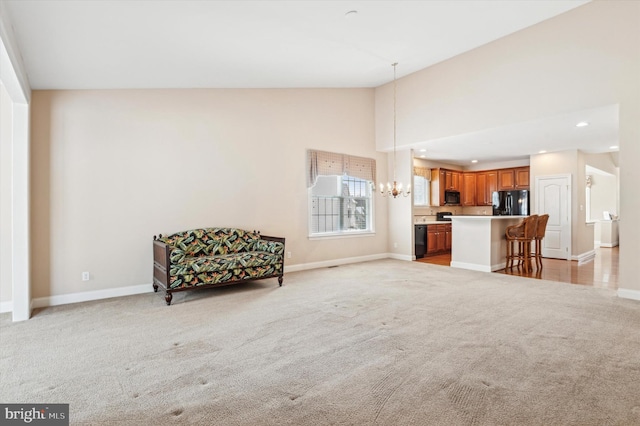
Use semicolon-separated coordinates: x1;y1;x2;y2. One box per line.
310;175;373;236
413;166;431;206
307;149;376;237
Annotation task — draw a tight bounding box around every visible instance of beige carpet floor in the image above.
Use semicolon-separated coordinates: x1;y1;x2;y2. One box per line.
2;259;640;425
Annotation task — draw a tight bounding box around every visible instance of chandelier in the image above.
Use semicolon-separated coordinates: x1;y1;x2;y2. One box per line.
380;62;411;198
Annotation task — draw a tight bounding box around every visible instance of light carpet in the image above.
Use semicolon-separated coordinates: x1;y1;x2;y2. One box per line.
2;259;640;425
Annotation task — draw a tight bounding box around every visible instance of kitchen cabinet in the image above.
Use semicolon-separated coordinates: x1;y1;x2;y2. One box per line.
445;170;461;191
462;173;476;206
498;169;515;191
514;167;530;189
431;166;526;206
426;223;451;256
498;166;530;191
431;169;444;206
475;170;497;206
431;168;463;206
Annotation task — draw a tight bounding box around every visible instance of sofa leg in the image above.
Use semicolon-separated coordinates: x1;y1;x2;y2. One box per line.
165;292;173;306
278;276;283;287
153;282;158;292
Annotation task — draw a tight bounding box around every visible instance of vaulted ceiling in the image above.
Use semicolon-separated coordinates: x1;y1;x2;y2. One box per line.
5;0;616;165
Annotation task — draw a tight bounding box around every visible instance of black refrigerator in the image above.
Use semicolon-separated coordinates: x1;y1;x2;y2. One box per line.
492;190;530;216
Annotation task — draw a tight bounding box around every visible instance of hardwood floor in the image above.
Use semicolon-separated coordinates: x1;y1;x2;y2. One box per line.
416;246;619;290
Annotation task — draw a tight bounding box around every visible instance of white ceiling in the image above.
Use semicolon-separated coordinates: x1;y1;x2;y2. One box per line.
4;0;615;166
414;104;620;166
4;0;589;89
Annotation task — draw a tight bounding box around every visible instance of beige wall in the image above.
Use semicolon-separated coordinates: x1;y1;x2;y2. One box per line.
584;152;620;219
387;149;413;259
590;173;617;220
0;82;12;304
530;150;600;258
30;88;389;299
376;1;640;295
576;151;595;256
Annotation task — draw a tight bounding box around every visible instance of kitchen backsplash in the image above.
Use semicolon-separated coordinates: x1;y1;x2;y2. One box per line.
413;205;493;223
413;206;493;216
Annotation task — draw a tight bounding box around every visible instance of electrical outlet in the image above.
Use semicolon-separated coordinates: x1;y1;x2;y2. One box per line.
287;251;292;259
82;272;90;281
393;242;398;249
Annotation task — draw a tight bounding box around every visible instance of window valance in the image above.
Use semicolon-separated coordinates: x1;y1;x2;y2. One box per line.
307;150;377;188
413;167;432;180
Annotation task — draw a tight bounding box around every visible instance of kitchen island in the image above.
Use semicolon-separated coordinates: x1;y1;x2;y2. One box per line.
445;215;527;272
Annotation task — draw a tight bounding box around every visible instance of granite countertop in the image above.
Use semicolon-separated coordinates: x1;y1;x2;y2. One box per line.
414;221;442;225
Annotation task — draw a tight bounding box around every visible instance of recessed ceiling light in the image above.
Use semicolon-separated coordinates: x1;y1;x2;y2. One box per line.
609;145;619;150
576;121;589;127
538;150;547;154
471;160;478;163
419;149;427;152
420;155;426;158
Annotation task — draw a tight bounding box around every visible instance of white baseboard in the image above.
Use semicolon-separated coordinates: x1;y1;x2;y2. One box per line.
617;288;640;301
284;253;390;273
387;253;414;262
450;261;492;273
572;250;596;265
12;259;640;310
31;283;154;309
599;242;619;248
0;300;13;313
19;255;393;310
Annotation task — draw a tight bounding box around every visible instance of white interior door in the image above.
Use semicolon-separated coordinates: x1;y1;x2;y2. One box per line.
535;175;571;260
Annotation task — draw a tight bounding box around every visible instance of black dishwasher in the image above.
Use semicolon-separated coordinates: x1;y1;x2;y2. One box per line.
415;225;426;259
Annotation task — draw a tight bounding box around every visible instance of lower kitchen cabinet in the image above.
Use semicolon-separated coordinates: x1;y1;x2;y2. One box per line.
426;223;452;256
445;224;452;251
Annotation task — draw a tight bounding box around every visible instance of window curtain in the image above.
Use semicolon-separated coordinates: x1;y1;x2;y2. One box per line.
413;166;431;180
307;150;377;188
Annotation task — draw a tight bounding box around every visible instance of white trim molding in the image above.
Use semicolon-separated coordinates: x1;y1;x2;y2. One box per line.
284;253;389;273
0;300;12;313
25;254;394;309
387;253;414;262
572;249;596;265
617;288;640;301
450;261;492;273
598;242;619;248
31;284;153;309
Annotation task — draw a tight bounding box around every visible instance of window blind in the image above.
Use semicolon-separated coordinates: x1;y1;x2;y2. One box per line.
413;167;432;180
307;150;377;188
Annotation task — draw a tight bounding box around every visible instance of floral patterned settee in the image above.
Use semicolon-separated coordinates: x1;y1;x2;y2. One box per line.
152;228;285;305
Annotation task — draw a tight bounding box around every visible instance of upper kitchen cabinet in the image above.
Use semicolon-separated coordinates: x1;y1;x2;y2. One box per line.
498;166;530;191
444;170;462;191
462;173;477;206
431;168;463;206
497;169;515;190
431;169;445;206
514;167;530;189
475;170;497;206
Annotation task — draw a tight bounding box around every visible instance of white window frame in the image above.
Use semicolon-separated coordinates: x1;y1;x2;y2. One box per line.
308;174;375;239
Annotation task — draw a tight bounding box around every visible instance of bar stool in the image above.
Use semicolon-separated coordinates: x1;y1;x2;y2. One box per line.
533;214;550;269
505;215;538;272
